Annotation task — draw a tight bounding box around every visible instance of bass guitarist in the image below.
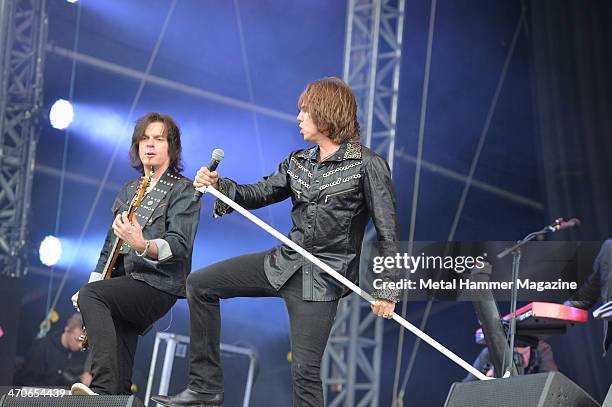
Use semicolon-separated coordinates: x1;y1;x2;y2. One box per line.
70;112;200;396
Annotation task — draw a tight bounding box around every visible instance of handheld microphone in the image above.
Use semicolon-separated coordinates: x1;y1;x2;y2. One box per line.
546;218;581;232
193;148;224;202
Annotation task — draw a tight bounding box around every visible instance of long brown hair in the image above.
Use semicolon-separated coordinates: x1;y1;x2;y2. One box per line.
298;77;360;143
129;112;183;174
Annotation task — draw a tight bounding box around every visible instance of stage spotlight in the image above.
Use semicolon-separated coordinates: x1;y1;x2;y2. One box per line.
65;0;79;3
49;99;74;130
53;235;105;272
39;235;62;267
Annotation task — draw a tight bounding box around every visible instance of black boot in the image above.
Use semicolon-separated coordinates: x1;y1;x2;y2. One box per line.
150;388;223;407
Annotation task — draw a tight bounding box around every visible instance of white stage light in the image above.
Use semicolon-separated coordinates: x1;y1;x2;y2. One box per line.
49;99;74;130
39;235;62;267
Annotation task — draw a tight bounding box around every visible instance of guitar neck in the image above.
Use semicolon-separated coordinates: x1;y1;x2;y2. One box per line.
100;173;152;280
100;193;138;280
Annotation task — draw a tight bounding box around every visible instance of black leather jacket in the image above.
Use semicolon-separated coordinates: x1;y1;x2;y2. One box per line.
214;141;400;302
93;173;200;297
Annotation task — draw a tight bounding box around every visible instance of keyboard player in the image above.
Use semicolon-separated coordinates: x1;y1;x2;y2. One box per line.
564;239;612;354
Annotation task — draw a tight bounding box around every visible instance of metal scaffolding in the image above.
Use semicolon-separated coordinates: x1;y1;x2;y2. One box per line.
343;0;405;169
0;0;47;277
321;0;405;405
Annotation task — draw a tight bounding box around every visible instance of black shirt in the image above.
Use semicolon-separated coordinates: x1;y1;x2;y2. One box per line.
13;330;88;387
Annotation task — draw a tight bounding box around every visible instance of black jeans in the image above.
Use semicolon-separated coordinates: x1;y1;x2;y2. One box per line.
187;251;339;407
78;275;176;394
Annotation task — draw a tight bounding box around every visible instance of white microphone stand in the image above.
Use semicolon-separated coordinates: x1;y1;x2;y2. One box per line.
197;185;491;381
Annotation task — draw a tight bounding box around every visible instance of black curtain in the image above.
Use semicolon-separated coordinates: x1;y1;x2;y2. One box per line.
529;0;612;241
528;1;612;401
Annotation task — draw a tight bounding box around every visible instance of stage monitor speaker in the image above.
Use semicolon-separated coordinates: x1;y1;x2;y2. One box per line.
444;372;600;407
0;394;144;407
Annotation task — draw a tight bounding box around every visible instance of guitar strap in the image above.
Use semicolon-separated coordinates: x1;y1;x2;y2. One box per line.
118;170;181;254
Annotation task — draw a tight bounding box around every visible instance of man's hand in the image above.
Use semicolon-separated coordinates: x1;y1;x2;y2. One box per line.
194;167;219;190
80;371;93;386
371;299;395;319
71;291;79;311
112;211;146;251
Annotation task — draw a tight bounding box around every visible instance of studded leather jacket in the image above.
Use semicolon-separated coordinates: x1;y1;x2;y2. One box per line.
92;173;200;298
214;141;400;302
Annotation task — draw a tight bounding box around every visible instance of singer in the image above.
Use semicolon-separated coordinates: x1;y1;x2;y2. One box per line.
152;77;400;407
69;112;200;396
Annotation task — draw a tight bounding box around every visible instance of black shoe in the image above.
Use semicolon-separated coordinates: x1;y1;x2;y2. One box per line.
151;388;223;407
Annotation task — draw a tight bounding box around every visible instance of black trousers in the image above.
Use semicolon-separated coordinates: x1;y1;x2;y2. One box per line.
78;275;176;394
187;251;339;407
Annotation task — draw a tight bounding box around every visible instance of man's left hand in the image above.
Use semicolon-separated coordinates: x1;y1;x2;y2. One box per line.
112;211;146;252
371;299;395;319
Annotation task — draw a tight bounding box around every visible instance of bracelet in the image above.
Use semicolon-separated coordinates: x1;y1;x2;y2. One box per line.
135;240;150;257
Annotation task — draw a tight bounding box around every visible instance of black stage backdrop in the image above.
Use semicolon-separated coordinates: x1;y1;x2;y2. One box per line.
529;0;612;402
530;0;612;241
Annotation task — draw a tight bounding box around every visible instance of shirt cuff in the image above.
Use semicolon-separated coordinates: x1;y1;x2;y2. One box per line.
371;287;400;303
213;179;232;218
142;238;173;265
88;272;103;283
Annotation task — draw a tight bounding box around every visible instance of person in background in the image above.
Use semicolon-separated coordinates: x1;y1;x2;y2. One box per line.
13;313;91;387
564;239;612;353
463;339;558;382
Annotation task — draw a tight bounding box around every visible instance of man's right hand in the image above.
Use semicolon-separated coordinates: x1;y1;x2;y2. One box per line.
80;371;93;386
194;166;219;190
71;291;79;312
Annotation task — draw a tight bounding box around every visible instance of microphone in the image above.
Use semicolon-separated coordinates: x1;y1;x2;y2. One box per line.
546;218;581;232
497;217;582;259
193;148;224;202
